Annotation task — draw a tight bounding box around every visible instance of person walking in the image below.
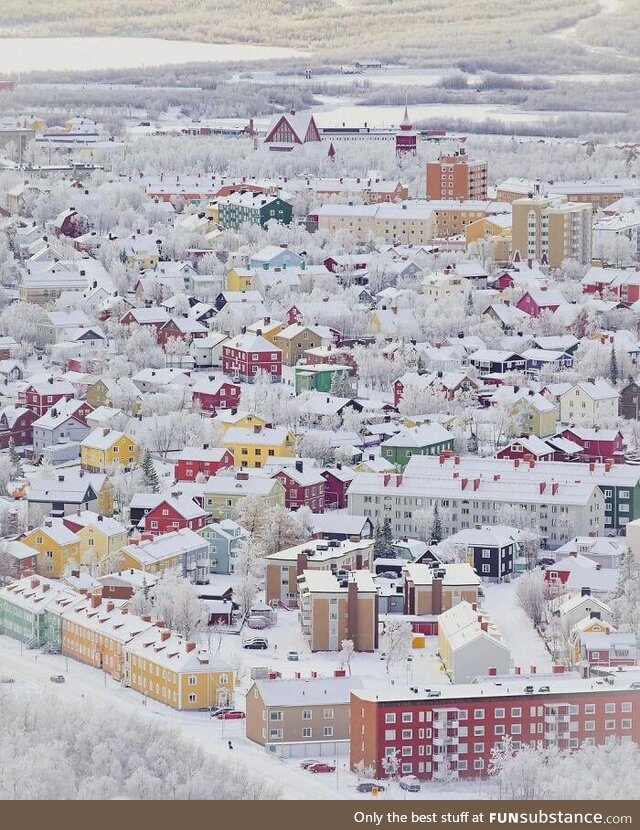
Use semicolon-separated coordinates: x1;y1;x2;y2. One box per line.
228;740;233;750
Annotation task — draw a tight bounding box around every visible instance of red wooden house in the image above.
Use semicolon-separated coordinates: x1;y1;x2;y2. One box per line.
222;332;282;383
302;345;358;377
22;377;76;416
559;427;625;463
515;288;563;318
191;375;242;414
174;447;234;481
0;406;37;449
157;317;209;346
495;435;554;462
142;495;207;535
321;465;354;510
120;307;170;338
272;462;326;513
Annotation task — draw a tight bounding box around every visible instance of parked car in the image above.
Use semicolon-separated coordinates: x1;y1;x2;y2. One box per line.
357;782;386;793
243;638;268;649
211;706;234;717
215;710;245;720
300;759;322;769
398;775;421;792
49;674;65;684
287;651;300;661
308;763;336;773
0;675;15;684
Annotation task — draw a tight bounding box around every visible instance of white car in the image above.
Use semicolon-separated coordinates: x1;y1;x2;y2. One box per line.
0;675;15;684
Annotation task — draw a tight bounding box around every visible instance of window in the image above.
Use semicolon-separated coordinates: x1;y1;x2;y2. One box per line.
323;726;333;737
324;708;334;719
605;703;616;714
585;704;595;715
402;712;413;723
474;726;485;737
401;746;412;757
188;675;197;686
302;710;312;720
402;729;412;740
269;711;283;721
385;713;396;724
269;729;283;739
605;720;616;730
385;730;396;740
585;721;595;731
511;724;522;735
622;702;632;713
474;759;484;771
495;708;505;719
302;727;312;738
495;725;505;736
511;707;522;718
188;693;197;703
474;709;484;719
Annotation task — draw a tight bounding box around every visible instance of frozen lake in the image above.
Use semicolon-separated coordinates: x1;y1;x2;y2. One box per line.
0;37;304;73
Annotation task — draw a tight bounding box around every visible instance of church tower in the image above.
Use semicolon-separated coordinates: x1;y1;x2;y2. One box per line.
395;106;417;157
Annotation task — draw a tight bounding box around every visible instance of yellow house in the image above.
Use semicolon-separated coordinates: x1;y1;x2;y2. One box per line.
247;318;286;344
222;425;295;469
65;511;129;571
421;272;473;302
213;410;267;434
465;215;513;260
81;428;138;473
570;616;616;665
23;518;81;578
226;267;254;292
206;200;219;224
508;394;557;439
126;628;235;710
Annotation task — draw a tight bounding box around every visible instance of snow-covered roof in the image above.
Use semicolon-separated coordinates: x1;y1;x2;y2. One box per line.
253;675;363;707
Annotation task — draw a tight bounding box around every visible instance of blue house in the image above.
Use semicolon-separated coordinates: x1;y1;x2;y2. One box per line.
199;519;250;575
248;245;304;271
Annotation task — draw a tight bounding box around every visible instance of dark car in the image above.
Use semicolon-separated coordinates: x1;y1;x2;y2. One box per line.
49;674;65;683
357;782;386;793
398;775;421;792
243;639;268;649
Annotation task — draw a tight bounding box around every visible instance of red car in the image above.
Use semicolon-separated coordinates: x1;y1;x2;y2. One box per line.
215;710;246;720
308;763;336;773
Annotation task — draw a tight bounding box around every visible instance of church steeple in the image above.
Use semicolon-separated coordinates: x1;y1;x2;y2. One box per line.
400;105;412;131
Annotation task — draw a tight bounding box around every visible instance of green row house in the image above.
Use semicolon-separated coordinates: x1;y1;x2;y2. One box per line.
294;364;353;395
0;576;82;651
381;424;455;471
218;192;293;230
595;466;640;532
202;477;285;522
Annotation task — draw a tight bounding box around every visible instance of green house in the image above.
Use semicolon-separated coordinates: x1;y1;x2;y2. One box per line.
0;576;81;650
219;192;293;230
294;364;352;395
381;424;455;471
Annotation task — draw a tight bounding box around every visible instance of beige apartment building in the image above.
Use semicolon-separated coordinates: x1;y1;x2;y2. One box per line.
310;202;435;244
246;676;362;756
298;569;378;652
403;563;480;616
512;195;592;267
265;538;374;607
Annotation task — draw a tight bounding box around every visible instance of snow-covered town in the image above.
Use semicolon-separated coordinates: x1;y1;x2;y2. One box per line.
3;47;640;803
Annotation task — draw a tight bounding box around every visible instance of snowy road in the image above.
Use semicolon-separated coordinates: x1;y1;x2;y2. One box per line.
482;582;553;675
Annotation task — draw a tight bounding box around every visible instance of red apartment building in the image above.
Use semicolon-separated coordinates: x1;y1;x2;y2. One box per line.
426;148;488;201
351;675;640;781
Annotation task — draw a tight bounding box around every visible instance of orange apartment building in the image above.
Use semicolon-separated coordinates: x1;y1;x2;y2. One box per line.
426;148;488;201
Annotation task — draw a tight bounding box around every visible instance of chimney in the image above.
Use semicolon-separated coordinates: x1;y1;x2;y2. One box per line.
481;623;489;633
461;477;468;490
296;552;308;576
90;595;101;608
155;619;166;628
161;629;171;641
41;583;50;593
185;641;196;652
551;483;559;495
530;665;537;674
473;478;480;491
539;482;546;494
487;664;496;674
347;581;358;645
141;614;152;622
432;576;443;615
514;666;521;675
30;577;39;589
106;601;114;612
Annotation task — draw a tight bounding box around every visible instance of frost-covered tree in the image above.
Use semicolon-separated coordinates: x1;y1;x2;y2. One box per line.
338;638;355;676
514;569;547;626
382;618;413;673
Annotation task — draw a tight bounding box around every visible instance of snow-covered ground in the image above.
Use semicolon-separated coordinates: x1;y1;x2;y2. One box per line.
0;626;495;800
482;582;553;674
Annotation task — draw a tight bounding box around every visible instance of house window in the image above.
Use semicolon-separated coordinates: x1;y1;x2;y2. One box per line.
269;711;283;721
302;710;312;720
302;727;312;738
323;726;333;737
402;712;413;723
188;693;197;703
402;729;412;740
385;713;396;724
324;708;334;719
385;730;396;740
188;675;197;685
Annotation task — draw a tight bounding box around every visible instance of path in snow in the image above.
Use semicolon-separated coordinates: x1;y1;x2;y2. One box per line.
482;582;553;675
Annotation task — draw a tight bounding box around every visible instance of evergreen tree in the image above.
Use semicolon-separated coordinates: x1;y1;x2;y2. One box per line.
140;448;160;493
381;517;394;556
373;520;384;558
8;438;23;478
431;504;443;544
609;345;619;386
